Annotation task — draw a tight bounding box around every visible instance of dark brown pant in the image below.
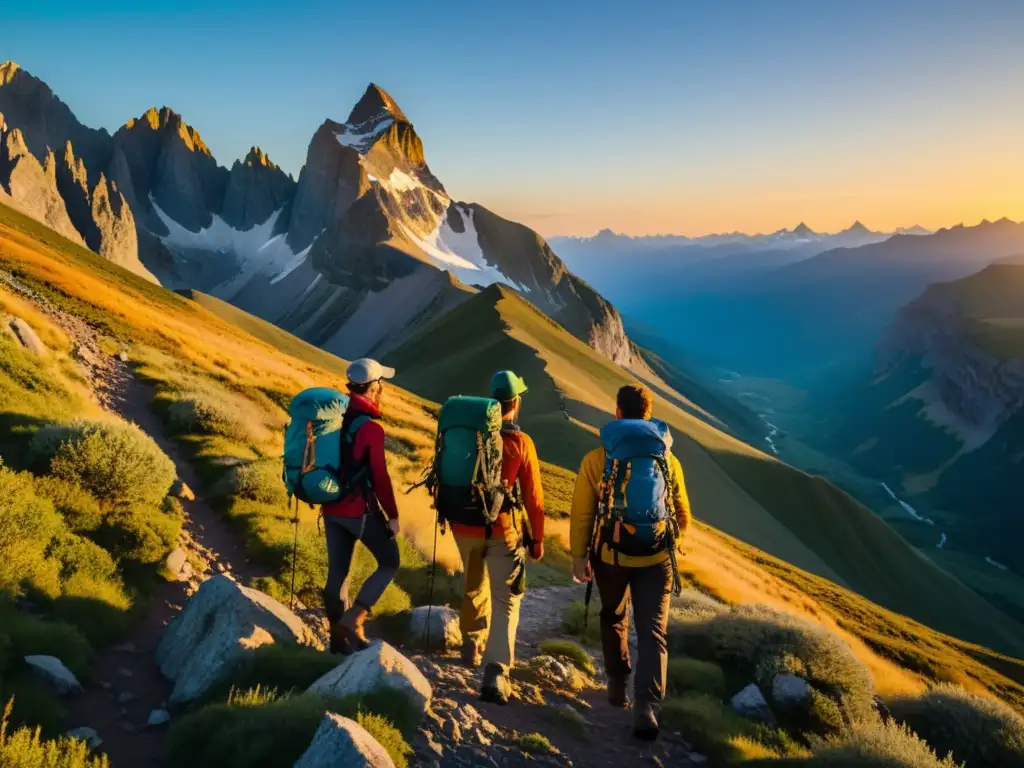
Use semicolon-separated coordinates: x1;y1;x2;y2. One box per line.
593;557;672;704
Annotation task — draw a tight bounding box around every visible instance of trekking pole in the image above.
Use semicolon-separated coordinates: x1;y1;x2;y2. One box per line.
288;496;300;610
421;505;440;653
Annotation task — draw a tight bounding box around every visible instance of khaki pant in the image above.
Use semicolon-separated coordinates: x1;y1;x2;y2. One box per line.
455;529;527;673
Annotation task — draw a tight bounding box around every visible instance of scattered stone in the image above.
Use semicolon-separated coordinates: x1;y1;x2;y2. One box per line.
294;712;395;767
215;562;228;573
408;606;462;650
157;575;322;704
66;726;102;749
74;344;98;366
112;641;137;653
772;673;810;710
307;641;431;720
441;716;462;742
689;753;708;764
117;667;133;678
731;683;775;724
117;691;137;704
117;350;129;362
24;655;83;695
171;478;195;501
423;731;444;757
99;681;112;691
117;722;136;733
6;317;46;356
165;547;188;579
147;709;171;727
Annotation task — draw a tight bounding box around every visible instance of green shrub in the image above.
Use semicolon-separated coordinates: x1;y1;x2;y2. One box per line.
166;689;416;768
32;477;103;532
0;680;66;737
357;711;412;768
216;460;287;507
0;464;63;598
661;692;801;764
672;604;874;735
667;657;727;698
93;501;181;566
538;640;597;676
517;732;557;755
211;646;341;701
1;612;93;679
0;700;108;767
889;683;1024;767
561;600;601;647
795;719;962;767
166;390;258;444
34;420;175;508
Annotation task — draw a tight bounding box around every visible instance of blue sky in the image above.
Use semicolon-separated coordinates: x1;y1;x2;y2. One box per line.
6;0;1024;235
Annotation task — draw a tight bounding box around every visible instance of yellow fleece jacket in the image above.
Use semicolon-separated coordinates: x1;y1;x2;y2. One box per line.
570;446;691;567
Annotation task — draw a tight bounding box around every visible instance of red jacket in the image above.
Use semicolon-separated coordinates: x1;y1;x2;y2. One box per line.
450;429;545;541
321;395;399;520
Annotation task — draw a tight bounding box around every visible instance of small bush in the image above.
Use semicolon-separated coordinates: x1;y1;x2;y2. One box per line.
32;477;103;532
672;604;874;736
357;711;412;768
93;502;181;565
166;689;415;768
561;600;601;647
0;464;63;598
538;640;596;676
0;699;108;767
0;680;66;736
799;719;962;767
889;683;1024;767
552;704;587;737
2;612;93;679
166;390;259;444
211;646;341;701
517;732;557;755
34;420;175;508
216;461;287;507
667;657;727;698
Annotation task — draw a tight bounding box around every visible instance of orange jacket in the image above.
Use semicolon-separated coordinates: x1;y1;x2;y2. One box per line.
450;428;545;541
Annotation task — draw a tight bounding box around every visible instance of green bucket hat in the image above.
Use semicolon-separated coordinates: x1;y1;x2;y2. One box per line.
490;370;528;400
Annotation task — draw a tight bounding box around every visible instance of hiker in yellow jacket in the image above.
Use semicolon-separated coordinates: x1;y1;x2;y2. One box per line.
570;384;691;741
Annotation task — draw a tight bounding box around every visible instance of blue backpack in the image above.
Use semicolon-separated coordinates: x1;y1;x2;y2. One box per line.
283;388;357;504
593;419;675;560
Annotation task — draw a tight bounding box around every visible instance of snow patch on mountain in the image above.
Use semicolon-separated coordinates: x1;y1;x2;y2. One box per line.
335;117;394;153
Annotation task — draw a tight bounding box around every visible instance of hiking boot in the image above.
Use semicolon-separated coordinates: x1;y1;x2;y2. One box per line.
461;642;483;668
340;604;371;652
607;675;627;708
328;620;351;655
632;700;660;741
480;662;512;705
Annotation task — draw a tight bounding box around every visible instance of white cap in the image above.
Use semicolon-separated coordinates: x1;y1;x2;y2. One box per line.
347;358;396;385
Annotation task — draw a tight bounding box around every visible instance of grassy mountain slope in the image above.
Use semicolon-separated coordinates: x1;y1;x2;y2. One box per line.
385;285;1024;657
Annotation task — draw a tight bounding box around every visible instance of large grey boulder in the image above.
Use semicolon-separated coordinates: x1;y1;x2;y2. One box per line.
24;655;83;695
731;683;775;724
6;316;46;356
156;575;322;703
772;673;811;711
408;605;461;650
294;712;394;768
307;640;431;719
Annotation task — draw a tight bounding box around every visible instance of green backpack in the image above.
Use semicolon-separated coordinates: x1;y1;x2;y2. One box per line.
418;396;507;529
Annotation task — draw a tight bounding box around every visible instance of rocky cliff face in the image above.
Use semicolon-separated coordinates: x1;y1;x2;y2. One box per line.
877;265;1024;440
0;64;638;367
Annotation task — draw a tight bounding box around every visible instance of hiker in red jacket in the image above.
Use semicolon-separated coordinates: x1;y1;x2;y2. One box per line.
321;358;401;654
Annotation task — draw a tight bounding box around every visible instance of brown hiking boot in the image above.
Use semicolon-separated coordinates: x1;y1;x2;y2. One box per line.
480;662;512;705
632;700;660;741
328;620;351;655
461;642;483;668
608;675;627;708
340;604;371;652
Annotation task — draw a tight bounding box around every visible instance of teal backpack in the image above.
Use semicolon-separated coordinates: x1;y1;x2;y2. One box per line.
282;387;351;504
416;396;507;530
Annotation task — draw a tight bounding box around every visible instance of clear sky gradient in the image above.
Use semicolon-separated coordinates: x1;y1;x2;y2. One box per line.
6;0;1024;236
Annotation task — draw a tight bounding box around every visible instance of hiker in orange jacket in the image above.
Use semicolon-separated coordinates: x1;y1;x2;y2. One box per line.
450;370;545;704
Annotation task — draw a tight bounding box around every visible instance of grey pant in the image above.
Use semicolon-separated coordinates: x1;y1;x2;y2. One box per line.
322;513;400;622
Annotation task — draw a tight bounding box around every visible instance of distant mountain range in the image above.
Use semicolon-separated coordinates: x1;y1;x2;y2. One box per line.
550;221;932;306
0;61;638;366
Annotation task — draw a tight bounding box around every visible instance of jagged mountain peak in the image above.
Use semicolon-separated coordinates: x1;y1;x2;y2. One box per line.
347;83;409;126
791;222;816;237
843;219;872;235
243;145;278;169
0;60;23;85
123;107;214;157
